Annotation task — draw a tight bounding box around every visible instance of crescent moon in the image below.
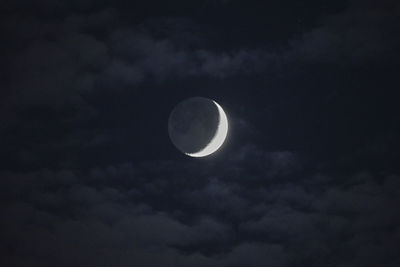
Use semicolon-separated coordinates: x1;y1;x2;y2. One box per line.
186;101;228;157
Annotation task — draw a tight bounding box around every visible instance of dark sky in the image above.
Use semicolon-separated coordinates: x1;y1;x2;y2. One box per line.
1;0;400;266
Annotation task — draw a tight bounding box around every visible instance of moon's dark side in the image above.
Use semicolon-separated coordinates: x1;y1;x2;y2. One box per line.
168;97;219;154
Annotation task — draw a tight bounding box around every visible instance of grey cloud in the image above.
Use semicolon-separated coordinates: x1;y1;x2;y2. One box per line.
106;29;267;85
2;153;400;266
223;242;288;267
288;0;400;65
5;0;396;125
240;205;318;240
1;1;399;265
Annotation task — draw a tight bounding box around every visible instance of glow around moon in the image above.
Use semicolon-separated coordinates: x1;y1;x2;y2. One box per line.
185;101;228;157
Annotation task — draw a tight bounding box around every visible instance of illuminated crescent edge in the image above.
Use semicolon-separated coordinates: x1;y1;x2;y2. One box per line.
185;101;228;157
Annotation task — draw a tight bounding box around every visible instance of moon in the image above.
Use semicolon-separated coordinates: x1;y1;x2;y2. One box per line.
168;97;228;157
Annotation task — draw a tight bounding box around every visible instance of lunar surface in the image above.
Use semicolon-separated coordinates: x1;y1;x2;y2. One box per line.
168;97;228;157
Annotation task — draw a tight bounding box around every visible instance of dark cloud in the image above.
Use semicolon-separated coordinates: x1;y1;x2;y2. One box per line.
3;0;396;118
288;0;400;65
2;147;400;266
1;0;399;266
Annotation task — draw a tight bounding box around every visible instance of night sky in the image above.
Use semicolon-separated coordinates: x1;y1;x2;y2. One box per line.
1;0;400;266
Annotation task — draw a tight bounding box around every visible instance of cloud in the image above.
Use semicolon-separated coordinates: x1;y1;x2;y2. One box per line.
1;0;400;266
223;242;288;267
105;29;267;85
288;0;400;65
2;148;400;266
3;0;398;126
